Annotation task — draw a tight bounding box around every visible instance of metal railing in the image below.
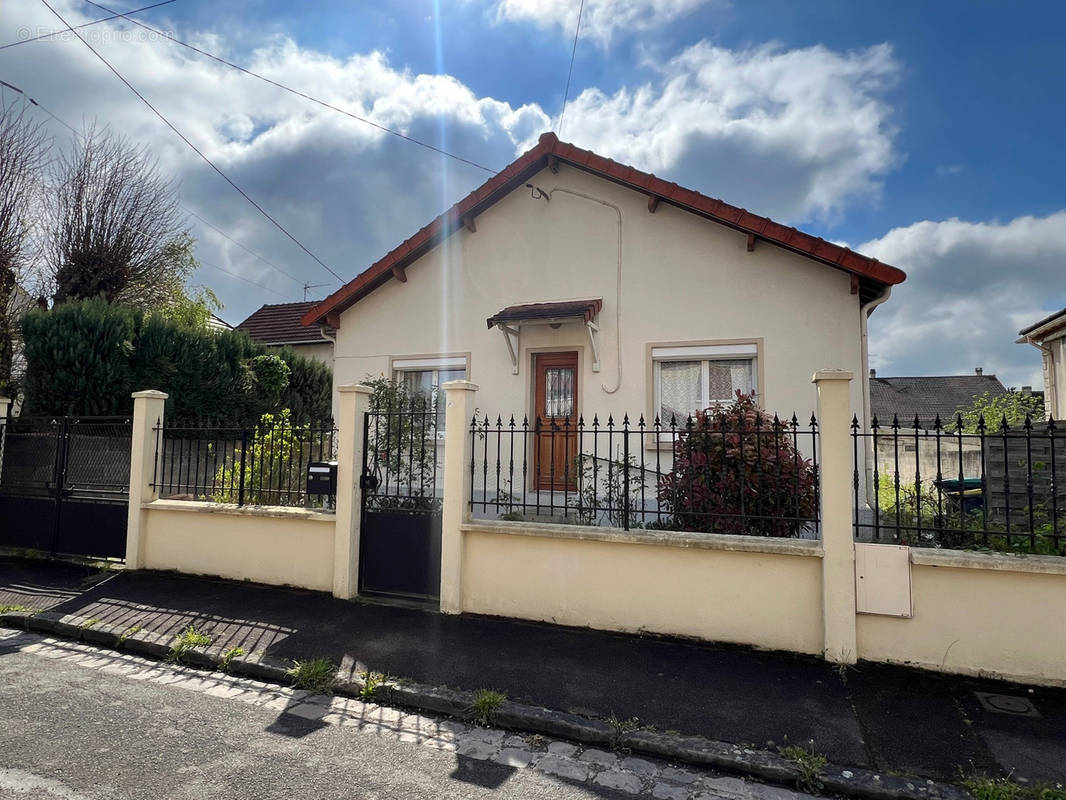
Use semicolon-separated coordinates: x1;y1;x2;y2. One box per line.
469;410;820;536
362;406;442;514
152;417;337;509
852;414;1066;555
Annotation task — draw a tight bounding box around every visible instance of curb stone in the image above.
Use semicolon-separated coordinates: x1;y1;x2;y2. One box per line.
0;614;971;800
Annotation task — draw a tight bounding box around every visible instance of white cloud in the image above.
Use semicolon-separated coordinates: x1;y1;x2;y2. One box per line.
862;211;1066;388
559;41;900;222
493;0;711;44
0;0;903;326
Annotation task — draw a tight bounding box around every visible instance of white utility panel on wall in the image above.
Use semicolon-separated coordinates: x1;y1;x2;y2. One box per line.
855;543;912;617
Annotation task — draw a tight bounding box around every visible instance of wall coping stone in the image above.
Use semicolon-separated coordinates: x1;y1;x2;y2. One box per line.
460;520;824;557
144;499;335;523
910;547;1066;575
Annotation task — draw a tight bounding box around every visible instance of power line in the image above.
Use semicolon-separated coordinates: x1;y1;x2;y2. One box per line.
1;78;302;299
82;0;499;175
182;207;308;286
201;261;289;298
38;0;346;284
556;0;585;138
0;0;178;51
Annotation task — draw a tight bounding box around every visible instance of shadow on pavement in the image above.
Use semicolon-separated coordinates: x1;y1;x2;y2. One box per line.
4;559;1065;783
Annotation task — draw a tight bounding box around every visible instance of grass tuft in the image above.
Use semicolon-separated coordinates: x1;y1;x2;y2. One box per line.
466;688;506;727
286;658;337;694
780;741;827;792
0;603;37;614
167;625;214;663
607;713;641;751
357;670;387;701
965;776;1066;800
219;646;245;673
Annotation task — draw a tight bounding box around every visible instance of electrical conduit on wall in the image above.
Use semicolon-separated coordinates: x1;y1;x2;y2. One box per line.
547;187;623;394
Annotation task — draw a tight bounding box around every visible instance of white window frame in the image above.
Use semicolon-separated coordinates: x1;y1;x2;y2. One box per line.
652;343;758;433
392;356;468;436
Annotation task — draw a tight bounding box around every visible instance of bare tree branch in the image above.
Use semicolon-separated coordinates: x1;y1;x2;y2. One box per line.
0;99;50;395
46;124;193;310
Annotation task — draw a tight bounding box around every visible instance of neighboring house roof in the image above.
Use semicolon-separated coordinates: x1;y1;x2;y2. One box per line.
1018;307;1066;342
870;373;1008;428
303;132;907;328
238;301;335;346
207;313;233;332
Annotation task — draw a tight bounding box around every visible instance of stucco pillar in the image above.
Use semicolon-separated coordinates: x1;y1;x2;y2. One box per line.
813;370;858;664
333;384;372;600
126;390;168;569
440;380;479;614
0;397;10;418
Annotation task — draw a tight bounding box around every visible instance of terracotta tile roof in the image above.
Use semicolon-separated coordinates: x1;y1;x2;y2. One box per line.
303;132;906;327
238;301;334;346
870;374;1008;428
487;299;603;329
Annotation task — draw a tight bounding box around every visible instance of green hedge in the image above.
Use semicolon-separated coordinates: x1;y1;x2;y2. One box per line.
21;298;333;423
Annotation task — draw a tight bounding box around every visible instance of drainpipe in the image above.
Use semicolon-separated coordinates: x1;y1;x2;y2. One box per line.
860;285;892;505
547;187;623;394
1019;334;1056;419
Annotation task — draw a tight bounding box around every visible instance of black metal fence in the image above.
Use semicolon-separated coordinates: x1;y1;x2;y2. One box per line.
852;414;1066;555
469;411;820;536
152;416;337;508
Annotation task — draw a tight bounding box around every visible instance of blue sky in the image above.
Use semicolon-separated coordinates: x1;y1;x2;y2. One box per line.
1;0;1064;387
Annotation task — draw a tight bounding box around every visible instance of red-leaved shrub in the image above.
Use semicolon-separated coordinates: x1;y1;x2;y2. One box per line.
657;392;818;537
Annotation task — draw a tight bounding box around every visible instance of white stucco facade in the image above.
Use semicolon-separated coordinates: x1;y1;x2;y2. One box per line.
332;164;878;427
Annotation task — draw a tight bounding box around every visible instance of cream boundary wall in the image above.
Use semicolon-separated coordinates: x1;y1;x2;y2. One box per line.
459;522;825;654
140;500;335;592
331;163;867;423
856;551;1066;686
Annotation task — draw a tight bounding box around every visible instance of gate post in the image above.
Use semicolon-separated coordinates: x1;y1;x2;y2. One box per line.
813;370;858;664
126;390;168;569
333;384;372;600
0;397;9;478
440;380;479;615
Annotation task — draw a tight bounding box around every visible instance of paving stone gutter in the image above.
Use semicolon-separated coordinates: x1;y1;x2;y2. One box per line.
1;609;970;800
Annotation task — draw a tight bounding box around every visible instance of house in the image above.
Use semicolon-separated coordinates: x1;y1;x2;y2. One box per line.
237;301;334;366
868;368;1010;487
302;132;906;440
1018;307;1066;419
869;368;1008;429
207;313;233;333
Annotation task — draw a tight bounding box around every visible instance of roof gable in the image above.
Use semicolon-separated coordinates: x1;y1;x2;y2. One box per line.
303;132;906;327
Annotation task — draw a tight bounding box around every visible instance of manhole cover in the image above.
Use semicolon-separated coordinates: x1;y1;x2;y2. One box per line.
974;692;1040;717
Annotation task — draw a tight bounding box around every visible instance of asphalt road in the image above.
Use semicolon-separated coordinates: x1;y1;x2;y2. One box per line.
0;634;625;800
0;629;800;800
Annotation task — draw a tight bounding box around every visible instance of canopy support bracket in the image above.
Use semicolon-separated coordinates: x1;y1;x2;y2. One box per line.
586;320;601;373
500;325;520;374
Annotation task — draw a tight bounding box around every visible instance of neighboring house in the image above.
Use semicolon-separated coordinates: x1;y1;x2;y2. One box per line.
237;301;334;366
869;368;1008;429
1018;308;1066;420
302;132;906;443
207;313;233;333
869;369;1011;487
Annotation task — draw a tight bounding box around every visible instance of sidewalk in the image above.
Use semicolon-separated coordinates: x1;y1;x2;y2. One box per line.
1;556;1064;785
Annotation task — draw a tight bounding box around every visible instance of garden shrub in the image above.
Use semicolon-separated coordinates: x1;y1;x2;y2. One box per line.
212;409;315;506
21;299;331;424
657;392;818;537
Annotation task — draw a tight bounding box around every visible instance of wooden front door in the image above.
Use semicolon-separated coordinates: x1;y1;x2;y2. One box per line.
533;352;579;490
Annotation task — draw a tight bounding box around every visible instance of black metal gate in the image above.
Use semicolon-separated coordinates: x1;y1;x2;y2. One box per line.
358;406;442;605
0;415;131;560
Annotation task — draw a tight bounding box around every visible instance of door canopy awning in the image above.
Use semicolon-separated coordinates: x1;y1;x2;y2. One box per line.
486;299;603;375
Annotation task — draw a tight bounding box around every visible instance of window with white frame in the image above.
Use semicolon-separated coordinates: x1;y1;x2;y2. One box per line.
652;343;758;424
392;356;467;430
